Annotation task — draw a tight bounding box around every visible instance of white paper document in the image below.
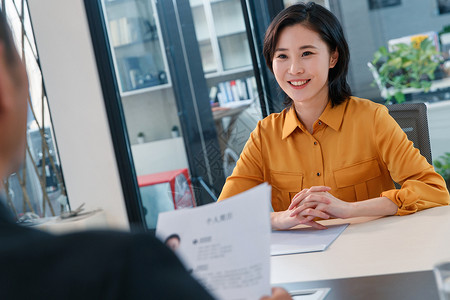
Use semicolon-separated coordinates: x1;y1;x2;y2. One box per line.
271;224;349;256
156;183;272;300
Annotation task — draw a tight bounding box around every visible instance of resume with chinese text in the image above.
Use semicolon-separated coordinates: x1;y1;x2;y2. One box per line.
156;183;272;300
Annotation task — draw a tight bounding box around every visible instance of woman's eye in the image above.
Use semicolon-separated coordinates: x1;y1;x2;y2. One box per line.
276;54;287;59
302;51;313;57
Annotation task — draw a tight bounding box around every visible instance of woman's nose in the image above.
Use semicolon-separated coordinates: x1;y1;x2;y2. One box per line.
289;58;305;74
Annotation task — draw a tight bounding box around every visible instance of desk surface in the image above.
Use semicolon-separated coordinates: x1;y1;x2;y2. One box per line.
271;205;450;284
279;270;439;300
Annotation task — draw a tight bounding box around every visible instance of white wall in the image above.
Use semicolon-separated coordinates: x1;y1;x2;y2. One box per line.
28;0;129;229
122;88;181;144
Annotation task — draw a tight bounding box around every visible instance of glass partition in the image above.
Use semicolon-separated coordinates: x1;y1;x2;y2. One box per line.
101;0;197;229
87;0;270;229
190;0;263;178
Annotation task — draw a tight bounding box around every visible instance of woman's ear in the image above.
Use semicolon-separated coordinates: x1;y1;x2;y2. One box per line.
329;49;339;68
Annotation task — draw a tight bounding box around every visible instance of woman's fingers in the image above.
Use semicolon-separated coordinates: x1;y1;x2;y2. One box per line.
291;205;330;220
289;186;331;209
298;214;315;223
272;208;330;230
289;190;308;210
304;220;328;230
289;195;330;217
296;215;328;229
260;287;292;300
308;186;332;192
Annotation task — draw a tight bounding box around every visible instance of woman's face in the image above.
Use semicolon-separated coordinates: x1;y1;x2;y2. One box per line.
272;24;338;107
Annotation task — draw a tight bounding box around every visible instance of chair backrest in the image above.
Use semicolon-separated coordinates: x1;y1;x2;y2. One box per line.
387;102;432;165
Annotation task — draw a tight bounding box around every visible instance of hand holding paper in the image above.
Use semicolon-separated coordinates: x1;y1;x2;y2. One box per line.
260;287;292;300
156;183;272;300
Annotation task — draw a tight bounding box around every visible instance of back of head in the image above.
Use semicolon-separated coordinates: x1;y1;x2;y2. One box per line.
0;11;18;69
263;2;352;107
0;10;29;179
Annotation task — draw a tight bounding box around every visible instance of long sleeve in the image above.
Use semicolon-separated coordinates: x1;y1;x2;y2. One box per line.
374;106;450;215
218;121;265;201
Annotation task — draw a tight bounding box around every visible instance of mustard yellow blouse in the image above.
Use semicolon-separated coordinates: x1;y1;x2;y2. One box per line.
218;97;449;215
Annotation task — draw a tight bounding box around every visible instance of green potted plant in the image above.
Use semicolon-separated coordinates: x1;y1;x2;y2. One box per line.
434;152;450;190
369;35;443;103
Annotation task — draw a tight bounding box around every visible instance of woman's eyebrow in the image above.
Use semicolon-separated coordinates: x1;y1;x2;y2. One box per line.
274;45;319;52
299;45;319;50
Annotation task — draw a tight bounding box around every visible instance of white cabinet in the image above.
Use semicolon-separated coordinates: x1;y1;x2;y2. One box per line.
102;0;171;96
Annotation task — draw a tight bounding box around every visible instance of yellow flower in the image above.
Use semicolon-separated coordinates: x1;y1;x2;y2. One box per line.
411;35;428;49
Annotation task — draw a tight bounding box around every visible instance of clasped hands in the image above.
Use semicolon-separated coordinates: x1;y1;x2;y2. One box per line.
271;186;352;230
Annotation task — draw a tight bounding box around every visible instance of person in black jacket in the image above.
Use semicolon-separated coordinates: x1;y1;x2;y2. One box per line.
0;203;215;299
0;9;290;300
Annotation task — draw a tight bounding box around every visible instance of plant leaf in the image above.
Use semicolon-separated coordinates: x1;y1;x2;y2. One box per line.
393;91;405;104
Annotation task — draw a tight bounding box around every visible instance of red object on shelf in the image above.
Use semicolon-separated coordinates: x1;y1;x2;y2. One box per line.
137;168;195;209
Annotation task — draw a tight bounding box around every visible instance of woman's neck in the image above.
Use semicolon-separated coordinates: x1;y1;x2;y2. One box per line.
294;96;329;134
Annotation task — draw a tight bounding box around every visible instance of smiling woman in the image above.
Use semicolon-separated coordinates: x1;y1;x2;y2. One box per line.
263;1;351;110
217;2;450;230
271;24;337;133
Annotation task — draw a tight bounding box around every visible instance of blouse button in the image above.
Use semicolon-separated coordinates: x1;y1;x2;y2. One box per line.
318;121;322;125
316;172;321;176
314;141;318;145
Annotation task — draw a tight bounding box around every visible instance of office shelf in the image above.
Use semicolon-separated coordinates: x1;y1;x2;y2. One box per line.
190;0;252;77
102;0;171;95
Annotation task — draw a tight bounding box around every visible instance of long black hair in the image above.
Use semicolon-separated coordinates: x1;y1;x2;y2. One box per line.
263;2;351;107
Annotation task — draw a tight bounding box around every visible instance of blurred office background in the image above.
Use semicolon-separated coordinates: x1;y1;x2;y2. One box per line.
2;0;449;230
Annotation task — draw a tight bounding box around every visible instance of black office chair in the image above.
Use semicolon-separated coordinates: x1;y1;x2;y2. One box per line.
387;102;433;165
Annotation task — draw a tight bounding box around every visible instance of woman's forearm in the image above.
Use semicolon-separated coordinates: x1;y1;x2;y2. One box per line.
349;196;398;218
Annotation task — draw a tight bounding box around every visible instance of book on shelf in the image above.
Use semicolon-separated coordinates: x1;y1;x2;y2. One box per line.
212;76;257;107
109;17;145;47
119;54;161;91
236;79;249;100
246;77;256;101
230;80;240;103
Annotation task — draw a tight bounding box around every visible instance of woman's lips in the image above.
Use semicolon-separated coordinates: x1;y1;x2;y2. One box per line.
288;79;310;88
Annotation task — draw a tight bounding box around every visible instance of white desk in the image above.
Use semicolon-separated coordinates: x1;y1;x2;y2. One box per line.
271;205;450;284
